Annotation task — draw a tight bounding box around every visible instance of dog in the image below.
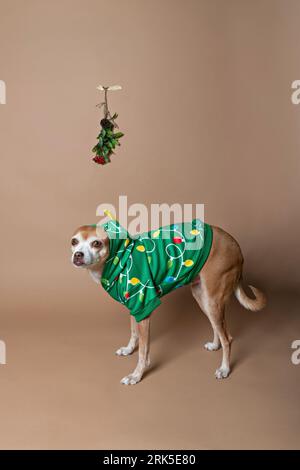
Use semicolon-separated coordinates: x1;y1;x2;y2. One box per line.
71;219;266;385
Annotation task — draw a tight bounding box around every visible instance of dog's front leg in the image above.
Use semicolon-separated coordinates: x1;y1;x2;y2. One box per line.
120;317;150;385
116;316;139;356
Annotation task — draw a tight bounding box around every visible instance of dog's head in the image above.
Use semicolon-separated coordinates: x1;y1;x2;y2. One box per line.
70;225;109;269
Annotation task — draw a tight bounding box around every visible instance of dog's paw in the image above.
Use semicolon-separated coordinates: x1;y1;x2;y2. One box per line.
120;373;142;385
204;341;220;351
215;367;230;379
115;346;134;356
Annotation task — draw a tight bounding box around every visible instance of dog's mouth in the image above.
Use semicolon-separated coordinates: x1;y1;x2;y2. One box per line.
73;258;86;267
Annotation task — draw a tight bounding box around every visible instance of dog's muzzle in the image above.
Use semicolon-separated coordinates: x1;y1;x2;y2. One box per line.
73;251;85;266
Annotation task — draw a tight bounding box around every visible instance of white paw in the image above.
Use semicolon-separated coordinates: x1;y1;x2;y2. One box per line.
204;342;220;351
120;374;142;385
215;367;230;379
115;346;133;356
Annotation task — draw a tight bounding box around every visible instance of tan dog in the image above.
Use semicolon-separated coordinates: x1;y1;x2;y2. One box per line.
71;224;266;385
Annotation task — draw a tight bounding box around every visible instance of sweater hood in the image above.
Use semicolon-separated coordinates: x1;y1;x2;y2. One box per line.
100;219;134;291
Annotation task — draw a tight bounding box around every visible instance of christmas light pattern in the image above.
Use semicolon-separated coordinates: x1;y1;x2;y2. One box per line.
101;219;207;307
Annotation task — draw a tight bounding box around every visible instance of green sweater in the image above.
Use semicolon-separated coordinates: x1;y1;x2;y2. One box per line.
100;219;213;322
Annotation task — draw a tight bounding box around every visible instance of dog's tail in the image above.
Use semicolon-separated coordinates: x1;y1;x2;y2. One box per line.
234;282;266;311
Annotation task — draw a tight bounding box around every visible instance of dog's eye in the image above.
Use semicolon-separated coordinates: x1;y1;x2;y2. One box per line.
91;240;102;248
71;238;78;246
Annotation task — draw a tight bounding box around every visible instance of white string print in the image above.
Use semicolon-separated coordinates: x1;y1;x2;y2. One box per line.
138;220;204;294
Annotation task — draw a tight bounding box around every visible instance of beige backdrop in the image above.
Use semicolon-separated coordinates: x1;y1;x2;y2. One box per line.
0;0;299;450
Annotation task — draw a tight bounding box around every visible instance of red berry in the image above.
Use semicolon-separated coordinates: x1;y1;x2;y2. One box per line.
93;155;106;165
124;291;130;299
173;237;183;244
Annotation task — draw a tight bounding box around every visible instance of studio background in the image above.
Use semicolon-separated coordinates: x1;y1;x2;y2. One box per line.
0;0;299;449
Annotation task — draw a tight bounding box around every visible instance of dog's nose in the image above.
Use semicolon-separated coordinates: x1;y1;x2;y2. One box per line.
74;251;84;259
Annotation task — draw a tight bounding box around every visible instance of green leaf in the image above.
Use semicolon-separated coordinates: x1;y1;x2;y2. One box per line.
101;129;106;138
113;132;124;139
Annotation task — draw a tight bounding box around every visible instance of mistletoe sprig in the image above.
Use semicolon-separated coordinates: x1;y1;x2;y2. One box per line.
92;117;124;164
92;85;124;165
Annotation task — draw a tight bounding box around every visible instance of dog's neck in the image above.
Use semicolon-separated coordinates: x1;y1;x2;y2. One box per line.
87;262;104;284
86;244;110;284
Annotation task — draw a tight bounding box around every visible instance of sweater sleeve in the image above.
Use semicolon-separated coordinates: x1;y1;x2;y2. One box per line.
129;296;162;322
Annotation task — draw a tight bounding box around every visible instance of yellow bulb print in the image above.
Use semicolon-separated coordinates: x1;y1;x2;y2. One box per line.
124;238;130;247
183;259;194;267
190;229;200;235
130;277;140;285
152;230;160;238
136;245;145;252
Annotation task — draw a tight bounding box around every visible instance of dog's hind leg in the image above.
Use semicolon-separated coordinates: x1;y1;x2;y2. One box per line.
116;316;139;356
191;281;220;351
209;306;231;379
191;281;231;379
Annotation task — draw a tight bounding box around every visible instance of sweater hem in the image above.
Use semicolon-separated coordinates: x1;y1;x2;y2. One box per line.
131;297;162;322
